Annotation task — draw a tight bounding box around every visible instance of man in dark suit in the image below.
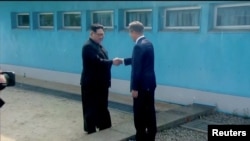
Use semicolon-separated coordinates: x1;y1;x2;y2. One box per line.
120;21;157;141
80;24;121;134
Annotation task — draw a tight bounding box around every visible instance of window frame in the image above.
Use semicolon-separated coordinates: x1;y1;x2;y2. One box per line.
38;12;54;29
91;10;114;29
164;6;201;30
62;12;81;29
214;3;250;30
124;9;153;30
16;13;30;28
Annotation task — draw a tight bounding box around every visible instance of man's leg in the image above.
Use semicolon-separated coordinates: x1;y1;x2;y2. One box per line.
81;86;96;134
134;91;147;141
96;88;111;130
145;90;157;141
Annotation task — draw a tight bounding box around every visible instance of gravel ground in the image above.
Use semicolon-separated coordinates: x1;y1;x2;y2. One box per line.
155;112;250;141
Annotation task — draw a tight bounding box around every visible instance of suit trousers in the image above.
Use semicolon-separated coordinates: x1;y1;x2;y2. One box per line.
81;85;112;134
133;89;157;141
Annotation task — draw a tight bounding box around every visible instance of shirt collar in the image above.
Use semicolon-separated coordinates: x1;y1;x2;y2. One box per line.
135;35;145;44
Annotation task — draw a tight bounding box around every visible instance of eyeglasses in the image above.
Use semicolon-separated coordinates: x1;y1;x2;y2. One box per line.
94;32;104;37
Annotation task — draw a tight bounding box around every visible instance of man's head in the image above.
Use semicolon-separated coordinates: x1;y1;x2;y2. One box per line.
90;23;105;44
128;21;144;42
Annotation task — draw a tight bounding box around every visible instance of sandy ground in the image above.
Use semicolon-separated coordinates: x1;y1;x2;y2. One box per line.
0;87;133;141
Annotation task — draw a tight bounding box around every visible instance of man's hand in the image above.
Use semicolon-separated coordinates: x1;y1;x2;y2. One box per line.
0;74;7;91
112;57;123;66
131;90;138;98
0;74;6;84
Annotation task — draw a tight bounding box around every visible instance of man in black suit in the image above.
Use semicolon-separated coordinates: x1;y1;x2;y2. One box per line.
120;21;157;141
80;24;121;134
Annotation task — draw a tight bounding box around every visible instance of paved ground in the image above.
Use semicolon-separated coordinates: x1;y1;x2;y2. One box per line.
0;76;181;141
0;85;134;141
0;76;214;141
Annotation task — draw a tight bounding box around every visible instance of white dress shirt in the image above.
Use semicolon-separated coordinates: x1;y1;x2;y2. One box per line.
135;35;145;44
120;35;145;63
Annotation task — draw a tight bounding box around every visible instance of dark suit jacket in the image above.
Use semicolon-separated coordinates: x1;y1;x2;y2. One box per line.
124;37;156;91
80;38;113;88
0;98;5;108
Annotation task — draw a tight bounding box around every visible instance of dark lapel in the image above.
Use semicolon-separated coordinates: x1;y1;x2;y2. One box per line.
100;45;108;59
89;38;108;59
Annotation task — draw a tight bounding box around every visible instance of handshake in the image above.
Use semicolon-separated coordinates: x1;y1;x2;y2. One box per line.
112;57;123;66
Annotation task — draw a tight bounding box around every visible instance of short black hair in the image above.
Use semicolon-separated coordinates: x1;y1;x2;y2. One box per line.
90;23;104;32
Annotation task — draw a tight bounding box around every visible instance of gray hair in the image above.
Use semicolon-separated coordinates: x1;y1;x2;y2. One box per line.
128;21;144;34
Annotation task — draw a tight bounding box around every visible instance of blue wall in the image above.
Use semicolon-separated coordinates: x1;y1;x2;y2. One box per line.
1;1;250;98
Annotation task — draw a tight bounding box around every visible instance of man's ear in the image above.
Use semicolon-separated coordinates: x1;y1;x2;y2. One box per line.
90;31;94;36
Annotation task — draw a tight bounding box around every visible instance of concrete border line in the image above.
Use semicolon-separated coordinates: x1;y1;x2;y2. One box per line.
83;104;216;141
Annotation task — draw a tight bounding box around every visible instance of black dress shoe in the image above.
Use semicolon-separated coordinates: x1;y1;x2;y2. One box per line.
84;129;96;134
87;131;96;134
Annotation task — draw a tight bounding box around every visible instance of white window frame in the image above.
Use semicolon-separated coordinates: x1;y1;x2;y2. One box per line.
91;11;114;29
38;13;54;29
124;9;152;29
164;6;201;30
214;3;250;30
16;13;30;28
62;12;81;29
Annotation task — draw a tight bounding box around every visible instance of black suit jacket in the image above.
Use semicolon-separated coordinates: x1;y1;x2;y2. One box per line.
124;37;156;91
0;98;5;108
80;38;112;88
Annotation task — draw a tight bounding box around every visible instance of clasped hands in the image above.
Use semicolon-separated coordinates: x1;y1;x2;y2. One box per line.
112;57;123;66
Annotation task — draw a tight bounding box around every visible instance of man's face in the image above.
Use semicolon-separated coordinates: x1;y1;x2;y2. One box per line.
91;28;104;44
129;30;137;42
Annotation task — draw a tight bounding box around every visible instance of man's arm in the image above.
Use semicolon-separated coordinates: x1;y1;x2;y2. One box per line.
124;58;132;66
131;45;143;91
83;45;120;67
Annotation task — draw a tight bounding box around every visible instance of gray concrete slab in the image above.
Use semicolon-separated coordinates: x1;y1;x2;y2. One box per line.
0;75;215;141
0;86;133;141
79;104;215;141
14;75;181;112
82;128;132;141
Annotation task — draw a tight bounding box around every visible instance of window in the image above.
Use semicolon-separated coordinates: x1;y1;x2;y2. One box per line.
124;9;152;29
38;13;54;28
17;13;30;28
62;12;81;29
92;11;113;28
214;3;250;30
164;7;201;30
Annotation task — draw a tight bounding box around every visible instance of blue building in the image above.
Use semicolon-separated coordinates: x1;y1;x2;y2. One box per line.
1;1;250;116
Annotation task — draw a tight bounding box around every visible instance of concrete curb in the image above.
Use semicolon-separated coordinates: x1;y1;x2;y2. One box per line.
14;76;216;141
83;104;216;141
